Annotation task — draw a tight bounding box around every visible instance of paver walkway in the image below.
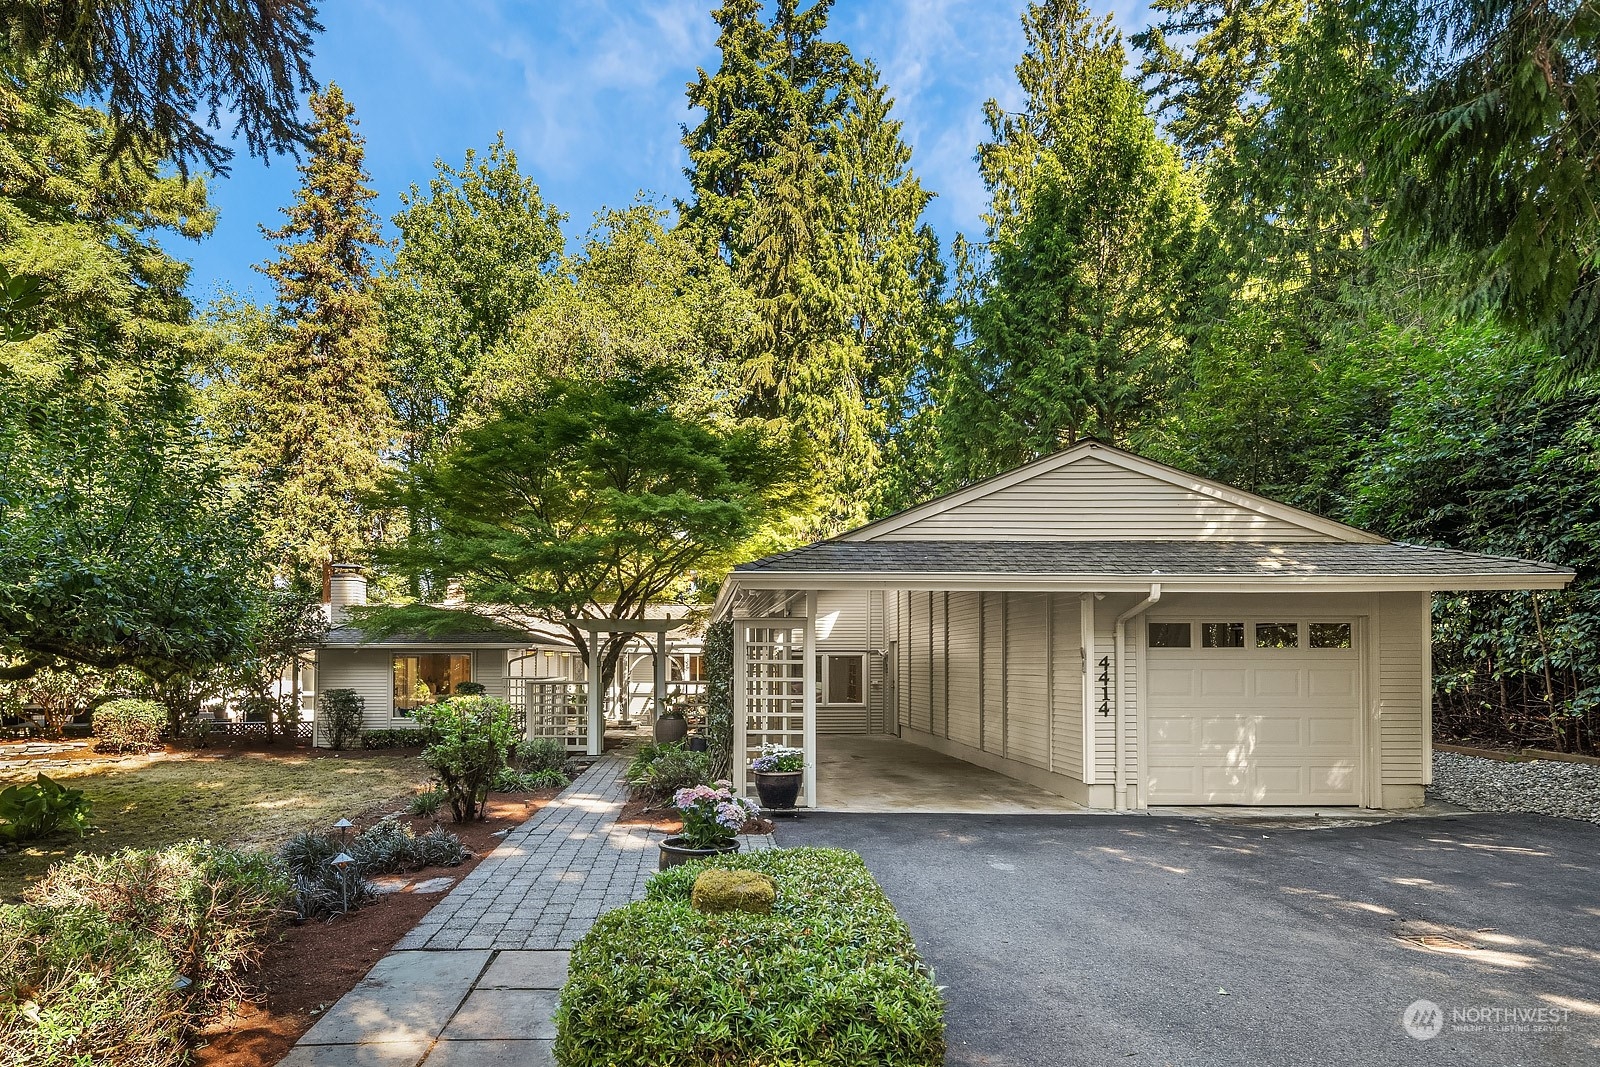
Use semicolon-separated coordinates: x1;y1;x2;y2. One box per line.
283;746;774;1066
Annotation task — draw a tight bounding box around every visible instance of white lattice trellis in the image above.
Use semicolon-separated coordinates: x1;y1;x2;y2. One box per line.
734;616;816;806
524;679;588;752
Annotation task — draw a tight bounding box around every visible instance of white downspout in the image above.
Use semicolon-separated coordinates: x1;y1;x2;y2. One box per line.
1113;583;1162;811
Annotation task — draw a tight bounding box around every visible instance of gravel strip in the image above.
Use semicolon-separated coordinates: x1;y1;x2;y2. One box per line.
1430;751;1600;822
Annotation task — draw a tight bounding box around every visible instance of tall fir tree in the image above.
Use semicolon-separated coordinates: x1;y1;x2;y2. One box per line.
937;0;1202;481
681;0;941;530
250;84;392;577
381;135;566;467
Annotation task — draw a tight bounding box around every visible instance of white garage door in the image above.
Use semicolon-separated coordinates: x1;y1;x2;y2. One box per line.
1144;618;1361;805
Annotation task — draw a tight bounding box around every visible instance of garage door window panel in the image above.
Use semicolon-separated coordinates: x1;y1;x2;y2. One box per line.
1148;622;1191;648
1255;623;1299;649
1310;622;1353;648
1201;622;1245;648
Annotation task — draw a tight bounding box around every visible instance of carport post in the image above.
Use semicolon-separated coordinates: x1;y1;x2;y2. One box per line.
654;629;668;722
586;634;602;756
804;590;818;807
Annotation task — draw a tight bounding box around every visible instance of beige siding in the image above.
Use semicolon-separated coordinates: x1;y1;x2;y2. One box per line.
865;455;1339;542
946;591;982;749
981;593;1006;753
908;592;928;735
1005;592;1050;769
931;593;948;737
1378;591;1428;786
814;590;872;734
1050;594;1084;778
317;649;393;735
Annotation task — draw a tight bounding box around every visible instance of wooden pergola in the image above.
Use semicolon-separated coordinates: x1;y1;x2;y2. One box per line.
571;617;684;756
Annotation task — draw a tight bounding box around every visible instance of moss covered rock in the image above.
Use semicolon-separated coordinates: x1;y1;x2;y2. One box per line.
690;868;775;915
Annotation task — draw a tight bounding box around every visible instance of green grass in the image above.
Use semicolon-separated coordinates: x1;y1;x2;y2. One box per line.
0;751;432;901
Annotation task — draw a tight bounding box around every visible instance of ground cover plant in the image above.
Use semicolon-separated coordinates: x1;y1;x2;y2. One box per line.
555;847;945;1066
0;751;432;901
278;818;469;919
0;774;92;842
624;741;714;805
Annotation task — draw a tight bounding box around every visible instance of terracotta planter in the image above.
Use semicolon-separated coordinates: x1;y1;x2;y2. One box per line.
653;715;688;745
658;835;739;870
753;770;802;810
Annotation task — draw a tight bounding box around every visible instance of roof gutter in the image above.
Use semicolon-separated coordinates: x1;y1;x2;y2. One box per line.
1113;583;1161;811
726;571;1573;593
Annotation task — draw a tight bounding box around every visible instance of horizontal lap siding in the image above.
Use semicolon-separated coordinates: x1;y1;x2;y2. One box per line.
931;593;947;736
871;456;1336;541
318;649;393;731
1005;592;1049;769
1379;592;1427;785
982;593;1006;754
946;591;982;749
816;590;870;734
1051;594;1084;779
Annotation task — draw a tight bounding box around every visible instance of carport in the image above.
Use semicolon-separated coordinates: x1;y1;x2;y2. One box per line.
714;442;1572;811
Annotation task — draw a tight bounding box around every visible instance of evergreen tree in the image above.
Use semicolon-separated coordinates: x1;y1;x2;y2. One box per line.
382;136;566;465
1;0;321;173
1373;0;1600;376
249;84;392;577
681;1;941;530
938;1;1202;480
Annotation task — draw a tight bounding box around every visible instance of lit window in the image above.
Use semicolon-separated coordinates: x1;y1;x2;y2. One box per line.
816;654;865;705
1201;623;1245;648
393;654;472;716
1310;622;1353;648
1255;623;1299;649
1148;622;1191;648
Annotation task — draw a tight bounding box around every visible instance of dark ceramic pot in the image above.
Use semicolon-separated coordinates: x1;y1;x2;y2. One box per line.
653;715;688;745
658;835;739;870
753;770;802;810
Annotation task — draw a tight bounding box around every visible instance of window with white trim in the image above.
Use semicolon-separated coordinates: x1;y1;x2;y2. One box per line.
816;653;866;705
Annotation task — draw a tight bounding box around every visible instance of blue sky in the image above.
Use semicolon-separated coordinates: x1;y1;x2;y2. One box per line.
185;0;1150;304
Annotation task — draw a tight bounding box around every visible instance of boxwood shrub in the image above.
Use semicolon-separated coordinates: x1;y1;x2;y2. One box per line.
91;698;166;753
555;847;945;1066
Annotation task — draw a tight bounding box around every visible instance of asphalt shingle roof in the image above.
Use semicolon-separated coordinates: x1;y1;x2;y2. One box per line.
733;540;1573;580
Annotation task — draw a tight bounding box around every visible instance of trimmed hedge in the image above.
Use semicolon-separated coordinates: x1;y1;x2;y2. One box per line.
92;698;166;753
555;848;945;1066
361;727;425;749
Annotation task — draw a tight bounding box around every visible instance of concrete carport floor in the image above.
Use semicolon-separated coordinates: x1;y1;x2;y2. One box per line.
780;810;1600;1067
815;734;1086;813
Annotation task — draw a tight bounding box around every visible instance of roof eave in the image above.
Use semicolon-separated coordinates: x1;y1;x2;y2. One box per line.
724;570;1574;594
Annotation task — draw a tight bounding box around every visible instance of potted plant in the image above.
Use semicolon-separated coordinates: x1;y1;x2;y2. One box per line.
658;781;759;869
750;744;804;810
653;701;689;745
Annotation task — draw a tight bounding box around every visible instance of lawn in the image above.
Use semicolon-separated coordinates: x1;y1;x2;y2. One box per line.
0;749;432;901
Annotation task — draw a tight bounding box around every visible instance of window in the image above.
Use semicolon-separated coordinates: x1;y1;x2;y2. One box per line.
1255;622;1299;649
1148;622;1191;648
1201;622;1246;648
670;653;705;682
816;653;865;705
1310;622;1353;648
393;654;472;716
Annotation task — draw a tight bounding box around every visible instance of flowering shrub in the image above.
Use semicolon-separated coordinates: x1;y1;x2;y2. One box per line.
672;781;759;849
750;744;804;773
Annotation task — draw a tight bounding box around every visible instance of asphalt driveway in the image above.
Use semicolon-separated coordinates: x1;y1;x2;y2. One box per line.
777;811;1600;1066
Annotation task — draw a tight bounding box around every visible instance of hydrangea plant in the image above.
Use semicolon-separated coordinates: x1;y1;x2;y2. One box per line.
751;744;804;773
672;781;760;849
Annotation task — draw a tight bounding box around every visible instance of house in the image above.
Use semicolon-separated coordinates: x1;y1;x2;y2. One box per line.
713;441;1574;810
311;565;705;749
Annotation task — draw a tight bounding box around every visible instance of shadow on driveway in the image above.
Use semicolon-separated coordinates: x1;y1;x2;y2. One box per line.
777;812;1600;1066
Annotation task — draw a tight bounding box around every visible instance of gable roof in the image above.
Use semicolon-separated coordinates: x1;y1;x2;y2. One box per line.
840;441;1386;544
731;540;1573;592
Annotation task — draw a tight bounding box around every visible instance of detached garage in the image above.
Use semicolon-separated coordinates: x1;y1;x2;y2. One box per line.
714;442;1573;811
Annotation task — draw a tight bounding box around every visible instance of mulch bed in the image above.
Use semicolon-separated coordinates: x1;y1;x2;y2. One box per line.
192;789;560;1067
